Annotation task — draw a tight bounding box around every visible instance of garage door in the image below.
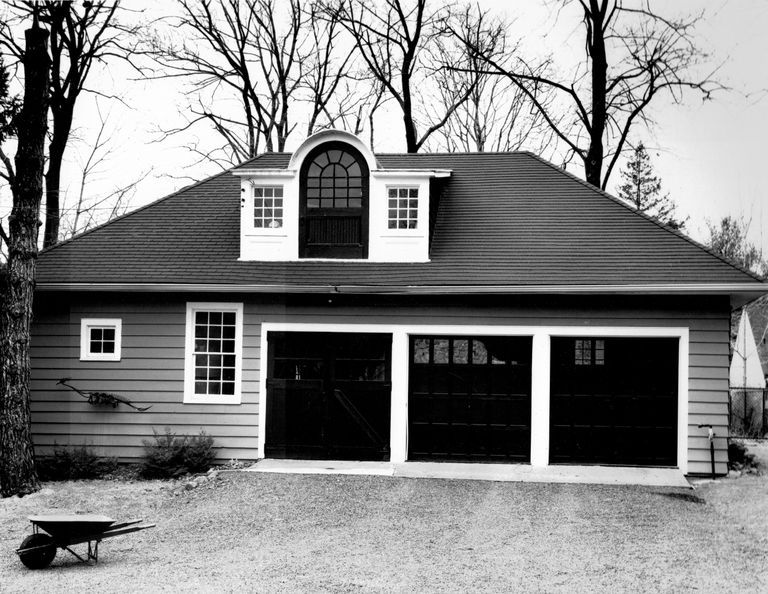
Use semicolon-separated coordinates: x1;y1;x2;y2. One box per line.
265;332;392;461
550;337;678;466
408;336;532;462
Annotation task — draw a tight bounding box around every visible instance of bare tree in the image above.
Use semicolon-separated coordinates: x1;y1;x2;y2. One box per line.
149;0;378;168
149;0;307;166
303;0;370;136
1;1;142;248
434;6;557;154
0;13;49;497
60;104;151;240
458;0;723;189
335;0;478;153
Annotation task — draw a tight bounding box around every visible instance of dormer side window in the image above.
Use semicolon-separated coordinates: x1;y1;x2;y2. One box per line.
387;187;419;230
299;141;369;259
254;186;284;229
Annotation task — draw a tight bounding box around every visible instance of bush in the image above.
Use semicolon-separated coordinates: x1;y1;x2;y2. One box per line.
728;441;757;470
37;444;118;481
141;428;216;478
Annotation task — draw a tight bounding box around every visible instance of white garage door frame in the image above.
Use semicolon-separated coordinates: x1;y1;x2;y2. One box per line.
257;323;689;474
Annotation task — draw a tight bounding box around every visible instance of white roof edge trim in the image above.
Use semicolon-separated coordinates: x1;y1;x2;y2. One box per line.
371;169;452;178
232;169;297;177
232;168;453;178
35;283;768;294
288;129;377;172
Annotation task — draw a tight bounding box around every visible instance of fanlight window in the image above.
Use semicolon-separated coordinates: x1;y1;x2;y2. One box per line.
305;149;363;209
300;142;369;259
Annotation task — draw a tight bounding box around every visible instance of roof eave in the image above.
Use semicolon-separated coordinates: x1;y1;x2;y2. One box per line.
35;282;768;297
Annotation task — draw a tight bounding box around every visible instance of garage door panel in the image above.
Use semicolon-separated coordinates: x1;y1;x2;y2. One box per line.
266;332;392;461
551;337;678;467
408;335;532;462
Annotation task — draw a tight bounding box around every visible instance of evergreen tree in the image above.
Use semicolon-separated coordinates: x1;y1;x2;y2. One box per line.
707;216;767;279
617;142;686;230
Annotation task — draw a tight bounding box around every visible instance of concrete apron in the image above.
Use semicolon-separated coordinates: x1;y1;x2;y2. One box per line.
245;459;691;488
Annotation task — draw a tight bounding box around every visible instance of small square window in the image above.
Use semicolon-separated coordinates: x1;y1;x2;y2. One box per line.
387;187;418;230
80;319;122;362
253;186;284;229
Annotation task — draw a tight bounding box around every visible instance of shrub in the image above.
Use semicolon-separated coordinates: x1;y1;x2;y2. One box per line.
728;441;757;470
37;444;118;481
141;428;216;479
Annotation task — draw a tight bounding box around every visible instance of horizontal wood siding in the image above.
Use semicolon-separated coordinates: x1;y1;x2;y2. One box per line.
30;293;730;473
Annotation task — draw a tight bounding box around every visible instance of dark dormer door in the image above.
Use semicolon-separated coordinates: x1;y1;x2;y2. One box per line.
300;142;369;258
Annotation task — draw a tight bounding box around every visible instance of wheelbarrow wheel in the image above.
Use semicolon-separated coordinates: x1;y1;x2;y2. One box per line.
18;533;56;569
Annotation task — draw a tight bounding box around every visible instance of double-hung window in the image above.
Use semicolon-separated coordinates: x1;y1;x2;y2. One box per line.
80;318;122;361
184;302;244;404
254;186;284;229
387;187;418;229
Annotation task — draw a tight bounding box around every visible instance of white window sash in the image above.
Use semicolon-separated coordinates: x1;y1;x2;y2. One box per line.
385;185;419;230
183;302;244;404
80;318;122;362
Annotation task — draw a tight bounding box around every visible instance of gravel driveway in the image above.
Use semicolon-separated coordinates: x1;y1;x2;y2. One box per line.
1;472;766;593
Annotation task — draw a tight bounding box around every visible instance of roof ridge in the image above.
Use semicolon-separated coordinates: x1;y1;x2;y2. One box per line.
39;164;246;255
524;152;766;283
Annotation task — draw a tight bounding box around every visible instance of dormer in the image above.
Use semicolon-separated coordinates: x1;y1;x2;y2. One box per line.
233;130;450;262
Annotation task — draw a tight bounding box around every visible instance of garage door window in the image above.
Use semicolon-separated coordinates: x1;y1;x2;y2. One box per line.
412;337;517;366
575;339;605;365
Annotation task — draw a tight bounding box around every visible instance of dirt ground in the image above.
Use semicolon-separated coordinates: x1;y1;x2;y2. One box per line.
1;468;767;593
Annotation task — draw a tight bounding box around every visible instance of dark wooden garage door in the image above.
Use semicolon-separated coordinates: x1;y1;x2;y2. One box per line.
408;336;532;462
265;332;391;461
550;337;678;466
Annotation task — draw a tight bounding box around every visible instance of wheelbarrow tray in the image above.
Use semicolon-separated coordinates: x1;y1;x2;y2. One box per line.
28;514;116;540
17;515;155;568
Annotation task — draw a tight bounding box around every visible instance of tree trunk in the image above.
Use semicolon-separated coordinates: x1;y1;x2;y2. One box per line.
401;72;418;153
0;23;50;498
42;111;71;248
584;0;608;189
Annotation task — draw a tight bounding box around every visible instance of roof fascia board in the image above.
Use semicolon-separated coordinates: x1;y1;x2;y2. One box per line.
372;169;452;178
36;282;768;295
232;169;297;178
231;168;453;179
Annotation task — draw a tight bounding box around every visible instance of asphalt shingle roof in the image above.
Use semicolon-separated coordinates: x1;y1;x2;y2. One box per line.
36;151;762;289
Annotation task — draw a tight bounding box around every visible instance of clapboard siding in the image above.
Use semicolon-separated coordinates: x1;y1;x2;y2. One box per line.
33;444;258;461
31;411;258;424
30;293;731;473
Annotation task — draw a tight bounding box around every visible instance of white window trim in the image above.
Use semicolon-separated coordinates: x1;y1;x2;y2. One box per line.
251;183;286;235
184;302;244;405
385;185;420;233
258;322;689;474
80;318;122;362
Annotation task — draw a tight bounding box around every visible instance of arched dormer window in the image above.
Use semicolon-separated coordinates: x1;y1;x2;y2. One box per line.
299;141;369;258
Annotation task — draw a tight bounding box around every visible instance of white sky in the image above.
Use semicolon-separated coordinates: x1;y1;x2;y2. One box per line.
2;0;767;254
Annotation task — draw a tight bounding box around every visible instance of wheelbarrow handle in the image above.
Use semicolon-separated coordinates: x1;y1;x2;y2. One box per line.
107;519;144;531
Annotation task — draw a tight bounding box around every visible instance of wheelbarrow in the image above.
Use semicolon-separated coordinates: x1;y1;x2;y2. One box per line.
16;514;155;569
